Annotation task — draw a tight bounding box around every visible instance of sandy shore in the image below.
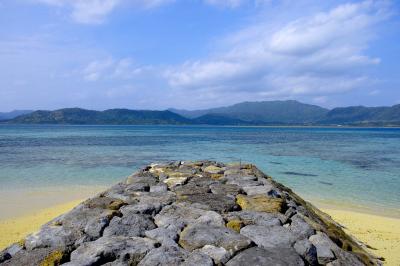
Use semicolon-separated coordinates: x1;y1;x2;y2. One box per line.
0;199;83;249
0;185;105;249
321;208;400;266
0;193;399;266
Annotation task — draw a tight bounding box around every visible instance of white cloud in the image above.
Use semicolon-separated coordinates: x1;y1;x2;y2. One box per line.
82;57;147;81
203;0;245;8
165;0;390;100
34;0;174;24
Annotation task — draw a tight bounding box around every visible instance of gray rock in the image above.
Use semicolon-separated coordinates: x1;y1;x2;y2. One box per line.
145;228;178;246
84;216;111;239
154;202;211;231
126;182;150;192
242;185;273;196
226;247;304;266
294;239;318;265
226;178;262;188
178;193;238;212
332;248;364;266
179;224;252;253
198;245;231;264
240;225;297;249
290;214;315;239
174;184;210;196
69;236;156;265
138;246;188;266
126;173;157;186
0;247;68;266
149;184;168;193
182;251;213;266
224;211;285;227
25;225;84;250
309;232;337;264
120;202;162;216
209;183;242;198
103;213;156;237
188;176;219;187
195;211;225;227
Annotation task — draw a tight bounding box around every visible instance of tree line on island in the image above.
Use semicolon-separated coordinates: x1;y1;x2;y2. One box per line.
1;100;399;126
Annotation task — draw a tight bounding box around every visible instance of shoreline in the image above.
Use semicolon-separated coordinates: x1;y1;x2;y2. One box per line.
320;207;400;266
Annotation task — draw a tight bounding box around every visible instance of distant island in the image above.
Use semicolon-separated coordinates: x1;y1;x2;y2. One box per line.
1;100;399;126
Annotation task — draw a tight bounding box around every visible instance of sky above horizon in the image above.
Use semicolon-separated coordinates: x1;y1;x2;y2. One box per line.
0;0;399;112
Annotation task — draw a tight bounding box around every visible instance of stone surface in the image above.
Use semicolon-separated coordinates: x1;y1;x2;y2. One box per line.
144;228;178;246
0;161;377;266
199;245;231;264
226;247;304;266
203;165;224;174
103;213;156;237
240;225;297;249
179;224;252;253
68;236;156;265
309;232;337;264
294;239;318;265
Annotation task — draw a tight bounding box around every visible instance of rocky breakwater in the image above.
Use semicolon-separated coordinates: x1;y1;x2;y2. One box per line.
0;161;382;266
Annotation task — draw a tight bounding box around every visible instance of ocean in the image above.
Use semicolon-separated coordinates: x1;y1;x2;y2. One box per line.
0;125;399;215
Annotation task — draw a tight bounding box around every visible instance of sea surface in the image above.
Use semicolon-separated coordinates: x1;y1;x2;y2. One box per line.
0;125;399;215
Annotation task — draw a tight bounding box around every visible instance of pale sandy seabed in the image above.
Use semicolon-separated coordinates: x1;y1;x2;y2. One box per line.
0;186;399;265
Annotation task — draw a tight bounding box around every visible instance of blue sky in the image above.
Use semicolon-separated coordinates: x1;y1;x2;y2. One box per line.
0;0;399;111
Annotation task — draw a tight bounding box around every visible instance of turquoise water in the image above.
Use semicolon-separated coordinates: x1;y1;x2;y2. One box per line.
0;125;399;212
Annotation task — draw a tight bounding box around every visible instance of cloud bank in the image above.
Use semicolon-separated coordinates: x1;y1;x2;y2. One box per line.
165;1;389;103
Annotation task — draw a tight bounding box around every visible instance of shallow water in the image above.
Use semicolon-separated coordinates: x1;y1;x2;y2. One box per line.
0;125;399;214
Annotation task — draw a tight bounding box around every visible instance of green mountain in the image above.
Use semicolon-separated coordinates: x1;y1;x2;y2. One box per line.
0;110;33;120
5;101;400;126
321;105;400;125
171;100;329;124
9;108;192;125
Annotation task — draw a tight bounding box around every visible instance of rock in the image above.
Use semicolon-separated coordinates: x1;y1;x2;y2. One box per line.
240;225;297;249
175;184;210;196
242;185;273;196
179;224;252;253
226;247;304;266
25;225;84;250
126;172;157;186
294;239;318;265
209;183;242;198
188;176;219;187
236;194;286;213
198;245;231;264
195;211;225;227
226;219;243;232
1;248;67;266
103;213;156;237
309;232;337;264
149;184;168;193
290;214;315;239
69;236;156;265
145;228;178;246
1;161;372;266
120;202;162;216
204;165;224;174
154;202;209;231
138;246;188;266
224;210;285;227
182;251;213;266
178;193;238;212
226;178;262;188
163;176;188;188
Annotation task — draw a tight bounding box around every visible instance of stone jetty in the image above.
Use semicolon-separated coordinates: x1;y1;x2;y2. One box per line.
0;161;382;265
